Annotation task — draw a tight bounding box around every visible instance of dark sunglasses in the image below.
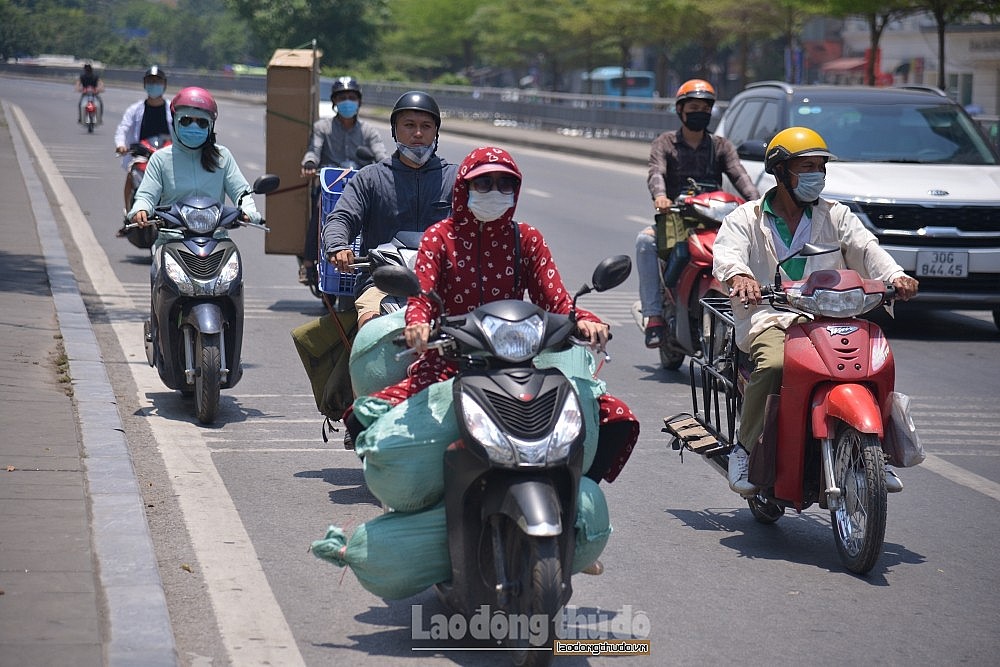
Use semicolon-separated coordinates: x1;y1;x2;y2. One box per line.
178;116;210;129
470;174;519;195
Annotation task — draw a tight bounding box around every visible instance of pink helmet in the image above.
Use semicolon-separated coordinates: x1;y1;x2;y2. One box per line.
170;86;218;120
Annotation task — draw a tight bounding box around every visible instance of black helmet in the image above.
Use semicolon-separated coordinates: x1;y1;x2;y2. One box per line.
144;65;167;83
390;91;441;131
330;76;361;101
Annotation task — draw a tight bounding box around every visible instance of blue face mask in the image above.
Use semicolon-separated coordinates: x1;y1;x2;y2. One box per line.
145;83;165;98
335;100;359;118
175;122;210;149
792;171;825;203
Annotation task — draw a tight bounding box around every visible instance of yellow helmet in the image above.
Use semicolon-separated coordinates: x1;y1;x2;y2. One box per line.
764;127;836;174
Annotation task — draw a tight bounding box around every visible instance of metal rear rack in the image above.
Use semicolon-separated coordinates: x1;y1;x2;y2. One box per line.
663;296;741;458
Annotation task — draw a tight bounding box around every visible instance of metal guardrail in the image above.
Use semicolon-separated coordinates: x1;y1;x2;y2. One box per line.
9;63;996;148
0;63;692;142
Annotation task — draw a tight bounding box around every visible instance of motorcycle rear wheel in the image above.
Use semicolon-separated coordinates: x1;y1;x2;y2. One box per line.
503;525;561;667
830;425;887;574
194;331;221;425
86;115;95;133
658;340;685;371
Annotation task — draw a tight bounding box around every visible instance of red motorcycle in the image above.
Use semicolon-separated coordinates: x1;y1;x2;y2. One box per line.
121;134;172;249
664;245;922;574
632;180;744;370
80;86;102;133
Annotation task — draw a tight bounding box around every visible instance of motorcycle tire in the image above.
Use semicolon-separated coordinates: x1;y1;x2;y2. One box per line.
86;115;95;133
503;523;561;667
659;339;685;371
194;331;222;425
830;424;887;574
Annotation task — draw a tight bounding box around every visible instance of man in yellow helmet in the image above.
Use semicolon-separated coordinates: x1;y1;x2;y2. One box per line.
713;126;920;496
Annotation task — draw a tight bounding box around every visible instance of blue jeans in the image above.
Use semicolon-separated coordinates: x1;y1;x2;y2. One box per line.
636;227;664;320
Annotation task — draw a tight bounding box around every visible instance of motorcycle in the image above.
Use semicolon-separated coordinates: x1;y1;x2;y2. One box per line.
345;230;423;313
372;254;632;665
80;86;102;133
121;134;172;249
632;180;744;370
663;244;916;574
125;174;279;424
309;146;377;299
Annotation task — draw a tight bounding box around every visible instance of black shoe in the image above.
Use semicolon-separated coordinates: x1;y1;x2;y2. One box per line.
644;324;665;348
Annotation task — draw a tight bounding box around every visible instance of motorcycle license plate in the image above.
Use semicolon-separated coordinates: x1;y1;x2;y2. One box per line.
916;250;968;278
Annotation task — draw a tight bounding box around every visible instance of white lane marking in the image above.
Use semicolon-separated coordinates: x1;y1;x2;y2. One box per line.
522;187;551;198
627;214;651;226
26;127;306;665
920;455;1000;503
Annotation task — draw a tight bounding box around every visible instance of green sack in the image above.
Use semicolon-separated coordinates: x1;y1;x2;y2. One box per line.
349;309;413;397
311;480;612;598
571;477;612;574
311;502;450;600
290;311;358;419
654;210;686;261
355;379;459;512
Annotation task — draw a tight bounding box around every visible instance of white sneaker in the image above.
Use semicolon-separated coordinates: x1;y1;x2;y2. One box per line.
728;445;756;497
884;465;903;493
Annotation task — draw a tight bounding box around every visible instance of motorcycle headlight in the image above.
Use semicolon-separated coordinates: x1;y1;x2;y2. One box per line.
482;313;544;362
460;392;516;465
214;254;240;294
164;253;194;295
785;287;882;318
541;388;582;463
180;204;221;234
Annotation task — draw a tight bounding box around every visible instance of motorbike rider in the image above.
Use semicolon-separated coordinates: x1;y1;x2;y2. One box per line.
348;146;640;498
127;86;261;354
74;63;105;123
297;76;388;285
639;79;759;348
713;126;919;497
127;86;261;232
322;91;457;329
114;66;172;227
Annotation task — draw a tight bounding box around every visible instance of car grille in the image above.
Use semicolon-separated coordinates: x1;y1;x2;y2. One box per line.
858;203;1000;246
178;249;226;279
484;388;559;439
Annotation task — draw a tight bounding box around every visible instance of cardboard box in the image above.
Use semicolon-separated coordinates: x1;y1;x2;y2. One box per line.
264;48;320;255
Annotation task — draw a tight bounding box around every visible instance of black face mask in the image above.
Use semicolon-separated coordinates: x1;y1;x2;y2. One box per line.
682;111;712;132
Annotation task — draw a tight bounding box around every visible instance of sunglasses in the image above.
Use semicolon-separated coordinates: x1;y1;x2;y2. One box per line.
470;174;519;195
178;116;210;129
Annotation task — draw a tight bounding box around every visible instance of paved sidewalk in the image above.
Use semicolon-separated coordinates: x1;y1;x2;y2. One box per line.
0;101;176;666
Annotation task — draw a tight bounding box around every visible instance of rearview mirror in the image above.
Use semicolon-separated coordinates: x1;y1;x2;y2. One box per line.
372;265;421;298
591;255;632;293
253;174;281;195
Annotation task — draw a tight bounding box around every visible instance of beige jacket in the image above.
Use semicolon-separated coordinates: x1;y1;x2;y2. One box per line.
713;189;905;351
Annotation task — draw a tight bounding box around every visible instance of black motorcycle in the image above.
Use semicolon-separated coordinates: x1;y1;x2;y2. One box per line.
128;174;279;424
372;254;631;666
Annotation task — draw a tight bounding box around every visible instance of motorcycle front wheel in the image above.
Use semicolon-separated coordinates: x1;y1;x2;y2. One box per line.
830;424;887;574
194;331;221;425
86;114;95;133
503;523;562;667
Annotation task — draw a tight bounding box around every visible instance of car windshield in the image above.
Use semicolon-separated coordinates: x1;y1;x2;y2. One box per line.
788;99;998;165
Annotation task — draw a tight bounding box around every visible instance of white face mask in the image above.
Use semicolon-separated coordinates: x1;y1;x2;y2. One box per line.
396;141;435;166
467;190;514;222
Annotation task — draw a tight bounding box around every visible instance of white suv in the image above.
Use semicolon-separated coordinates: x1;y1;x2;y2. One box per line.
715;82;1000;329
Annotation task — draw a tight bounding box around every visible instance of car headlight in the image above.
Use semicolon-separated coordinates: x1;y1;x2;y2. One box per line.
785;286;883;318
164;253;194;295
481;313;544;362
180;204;221;234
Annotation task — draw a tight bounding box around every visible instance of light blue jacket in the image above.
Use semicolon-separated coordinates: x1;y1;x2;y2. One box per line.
127;141;260;224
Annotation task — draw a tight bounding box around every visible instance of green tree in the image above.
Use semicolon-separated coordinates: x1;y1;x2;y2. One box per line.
827;0;919;85
916;0;999;89
381;0;480;79
225;0;386;68
0;0;37;61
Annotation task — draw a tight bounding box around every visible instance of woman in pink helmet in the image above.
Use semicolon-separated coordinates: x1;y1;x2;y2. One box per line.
127;86;260;231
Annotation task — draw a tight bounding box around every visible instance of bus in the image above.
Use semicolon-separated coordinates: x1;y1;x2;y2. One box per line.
582;67;656;98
